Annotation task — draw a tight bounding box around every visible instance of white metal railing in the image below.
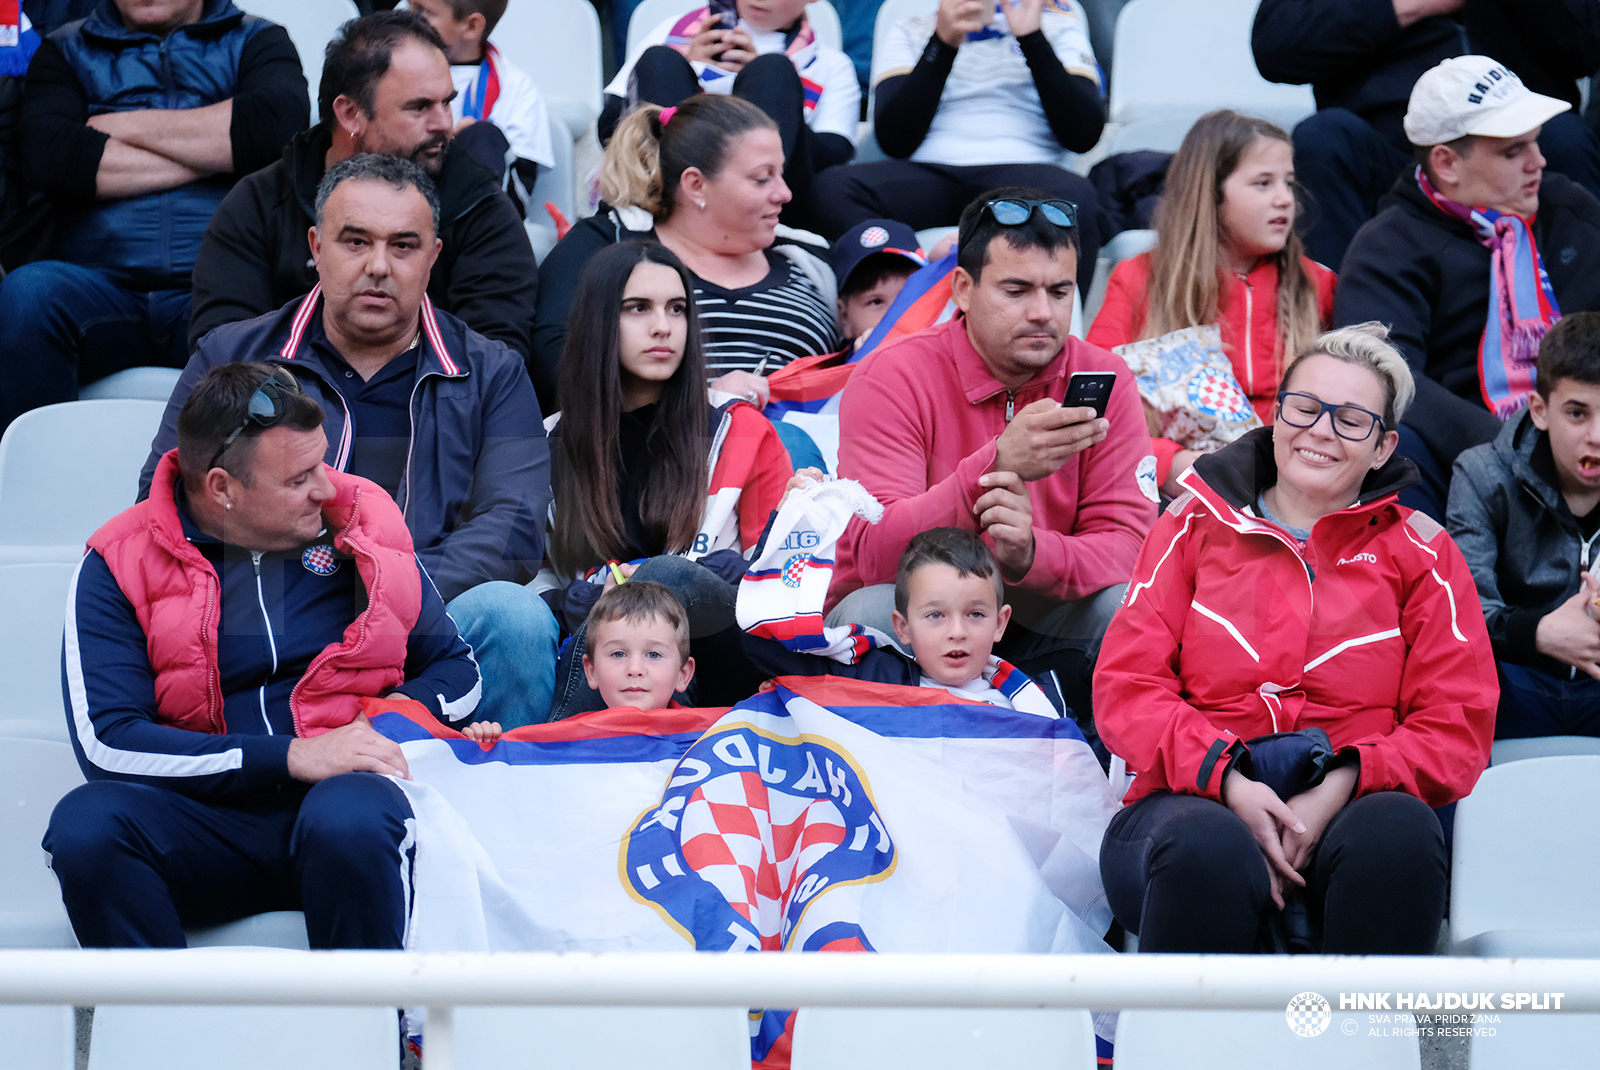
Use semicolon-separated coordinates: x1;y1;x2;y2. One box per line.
4;950;1600;1068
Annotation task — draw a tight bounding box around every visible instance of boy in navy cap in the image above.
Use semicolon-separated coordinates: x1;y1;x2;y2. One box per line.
831;218;926;353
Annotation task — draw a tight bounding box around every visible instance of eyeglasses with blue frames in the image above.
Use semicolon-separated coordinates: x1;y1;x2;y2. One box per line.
209;367;302;471
982;198;1078;229
1276;391;1386;442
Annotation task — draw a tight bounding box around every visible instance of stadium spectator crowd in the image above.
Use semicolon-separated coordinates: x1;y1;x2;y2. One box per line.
5;0;1600;1024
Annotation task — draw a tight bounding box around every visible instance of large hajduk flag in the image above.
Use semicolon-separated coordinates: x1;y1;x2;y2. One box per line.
371;673;1120;1065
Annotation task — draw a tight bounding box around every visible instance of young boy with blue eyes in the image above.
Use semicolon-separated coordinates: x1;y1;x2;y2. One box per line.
1448;312;1600;740
463;582;695;743
742;527;1058;715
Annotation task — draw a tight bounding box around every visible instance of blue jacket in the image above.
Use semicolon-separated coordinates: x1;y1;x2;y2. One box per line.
27;0;306;286
140;291;551;603
63;483;480;799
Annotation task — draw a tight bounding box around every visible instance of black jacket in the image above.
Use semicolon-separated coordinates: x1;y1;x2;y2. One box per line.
187;122;538;357
1253;0;1600;150
1333;171;1600;466
1447;410;1600;680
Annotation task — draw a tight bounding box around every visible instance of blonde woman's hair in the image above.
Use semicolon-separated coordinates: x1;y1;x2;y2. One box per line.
597;94;775;221
1142;110;1323;381
1281;321;1416;427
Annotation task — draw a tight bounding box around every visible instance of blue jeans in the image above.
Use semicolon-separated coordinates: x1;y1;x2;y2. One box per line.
445;581;560;730
43;773;413;949
1497;661;1600;739
0;260;191;433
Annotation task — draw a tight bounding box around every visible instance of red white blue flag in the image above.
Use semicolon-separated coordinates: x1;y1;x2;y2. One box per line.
372;672;1119;1065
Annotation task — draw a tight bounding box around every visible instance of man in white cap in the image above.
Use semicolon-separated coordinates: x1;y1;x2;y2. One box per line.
1334;55;1600;519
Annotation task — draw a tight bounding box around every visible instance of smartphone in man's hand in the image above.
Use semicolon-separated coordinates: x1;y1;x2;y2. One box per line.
1065;371;1116;419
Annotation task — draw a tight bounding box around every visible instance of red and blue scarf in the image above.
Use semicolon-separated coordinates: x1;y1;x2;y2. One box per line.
1416;166;1561;419
461;43;502;122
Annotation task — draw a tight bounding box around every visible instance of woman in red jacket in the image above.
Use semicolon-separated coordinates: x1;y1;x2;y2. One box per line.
1095;324;1497;954
1087;111;1337;497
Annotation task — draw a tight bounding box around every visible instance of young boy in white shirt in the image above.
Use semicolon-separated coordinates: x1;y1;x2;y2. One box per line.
409;0;556;217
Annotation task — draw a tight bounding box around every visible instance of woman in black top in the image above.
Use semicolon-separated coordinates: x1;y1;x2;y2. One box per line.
547;240;792;717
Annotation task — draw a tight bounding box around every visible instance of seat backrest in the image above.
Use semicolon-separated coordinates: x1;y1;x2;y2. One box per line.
0;1006;74;1070
0;400;166;546
0;739;85;942
526;115;575;261
88;998;398;1070
246;0;362;120
0;562;78;742
1451;755;1600;951
455;1006;752;1070
1115;1009;1420;1069
1490;734;1600;765
1109;0;1314;129
628;0;843;59
1084;228;1157;326
790;1008;1099;1070
498;0;603;137
1471;1013;1600;1069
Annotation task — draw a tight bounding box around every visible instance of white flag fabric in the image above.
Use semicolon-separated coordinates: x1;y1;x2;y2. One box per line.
371;675;1120;1062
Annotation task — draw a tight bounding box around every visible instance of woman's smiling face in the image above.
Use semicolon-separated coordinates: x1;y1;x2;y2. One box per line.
1273;354;1398;508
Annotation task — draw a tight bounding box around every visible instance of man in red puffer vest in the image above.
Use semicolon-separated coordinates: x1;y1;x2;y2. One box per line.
44;363;481;948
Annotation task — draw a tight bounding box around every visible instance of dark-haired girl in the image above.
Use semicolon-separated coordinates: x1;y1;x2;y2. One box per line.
546;240;795;717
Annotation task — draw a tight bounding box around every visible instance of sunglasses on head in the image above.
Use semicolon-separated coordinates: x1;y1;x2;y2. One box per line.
209;367;302;472
983;198;1078;229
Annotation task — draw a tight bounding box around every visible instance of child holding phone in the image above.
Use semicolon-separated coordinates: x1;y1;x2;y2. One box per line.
600;0;859;232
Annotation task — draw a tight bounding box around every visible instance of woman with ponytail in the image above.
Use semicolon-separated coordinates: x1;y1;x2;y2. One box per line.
529;94;841;416
1088;110;1337;496
545;240;794;717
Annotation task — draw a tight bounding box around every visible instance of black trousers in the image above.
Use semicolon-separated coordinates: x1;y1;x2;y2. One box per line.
1293;107;1600;270
810;158;1105;295
1099;789;1447;954
626;47;846;234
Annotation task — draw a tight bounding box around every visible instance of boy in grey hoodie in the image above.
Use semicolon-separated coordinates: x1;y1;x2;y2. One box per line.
1448;312;1600;738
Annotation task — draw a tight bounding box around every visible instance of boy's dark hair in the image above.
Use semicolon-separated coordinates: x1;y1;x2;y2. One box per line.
1537;311;1600;397
444;0;509;38
840;253;918;300
320;11;447;127
956;185;1078;283
893;528;1005;615
586;581;692;661
176;363;325;492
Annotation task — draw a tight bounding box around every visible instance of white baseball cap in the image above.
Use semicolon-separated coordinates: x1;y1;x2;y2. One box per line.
1403;56;1569;146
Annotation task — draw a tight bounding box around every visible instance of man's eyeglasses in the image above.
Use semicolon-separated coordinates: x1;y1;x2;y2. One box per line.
209;367;301;471
1276;391;1386;442
983;198;1078;229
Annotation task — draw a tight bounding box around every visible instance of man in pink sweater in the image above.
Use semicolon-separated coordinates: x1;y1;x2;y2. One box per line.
828;188;1158;745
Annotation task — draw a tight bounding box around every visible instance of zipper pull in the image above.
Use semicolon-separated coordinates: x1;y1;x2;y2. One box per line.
251;550;263;576
1005;392;1015;422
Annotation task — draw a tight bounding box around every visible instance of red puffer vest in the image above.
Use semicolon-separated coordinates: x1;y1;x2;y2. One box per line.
87;450;422;737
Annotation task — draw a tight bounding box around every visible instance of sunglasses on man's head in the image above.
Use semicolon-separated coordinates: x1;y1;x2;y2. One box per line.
983;198;1078;229
209;367;302;472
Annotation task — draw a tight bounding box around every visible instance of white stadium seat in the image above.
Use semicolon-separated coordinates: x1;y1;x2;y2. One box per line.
526;116;576;262
88;998;397;1070
790;1008;1099;1070
1114;1008;1420;1069
1471;1013;1600;1069
0;562;77;743
1109;0;1314;131
455;1006;752;1070
244;0;361;120
1451;755;1600;957
498;0;603;139
0;1006;75;1070
1490;734;1600;766
0;738;84;949
0;400;166;564
1084;227;1157;327
77;367;183;403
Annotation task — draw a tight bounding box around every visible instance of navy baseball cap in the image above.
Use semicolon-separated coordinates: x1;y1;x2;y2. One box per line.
830;219;926;293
